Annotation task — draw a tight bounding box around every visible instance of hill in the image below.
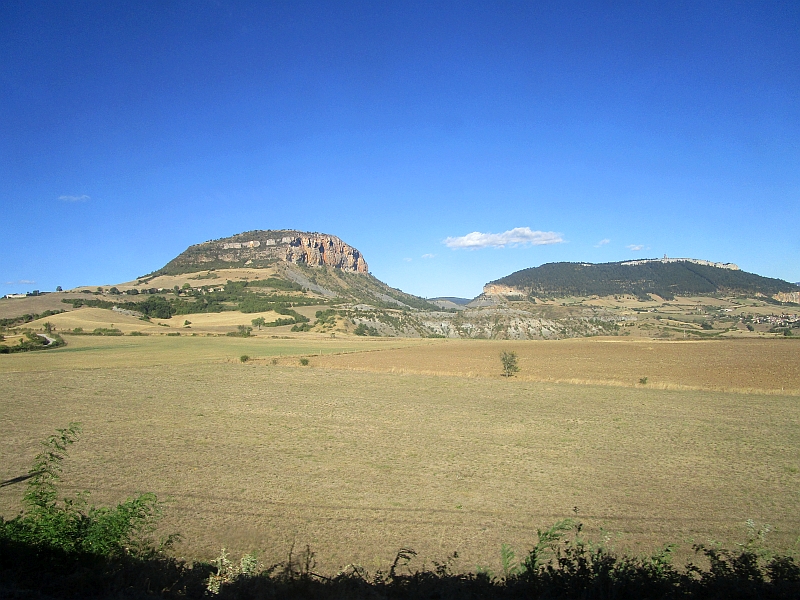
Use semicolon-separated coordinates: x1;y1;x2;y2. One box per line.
486;258;799;301
135;230;442;313
151;230;369;276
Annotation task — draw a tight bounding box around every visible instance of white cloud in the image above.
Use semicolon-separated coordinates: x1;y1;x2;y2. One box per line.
4;279;35;285
403;257;412;262
595;238;610;247
421;253;435;259
627;244;645;251
58;194;90;202
443;227;564;249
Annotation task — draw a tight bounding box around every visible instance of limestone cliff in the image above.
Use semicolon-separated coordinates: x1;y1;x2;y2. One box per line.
285;233;368;272
155;230;368;276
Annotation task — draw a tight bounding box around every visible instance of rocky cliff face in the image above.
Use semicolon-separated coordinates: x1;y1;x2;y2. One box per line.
285;234;368;272
157;230;369;275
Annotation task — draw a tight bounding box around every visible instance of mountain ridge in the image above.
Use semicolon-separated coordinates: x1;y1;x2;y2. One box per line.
486;259;798;301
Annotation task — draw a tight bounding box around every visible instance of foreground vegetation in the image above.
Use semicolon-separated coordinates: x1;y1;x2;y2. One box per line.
3;425;799;599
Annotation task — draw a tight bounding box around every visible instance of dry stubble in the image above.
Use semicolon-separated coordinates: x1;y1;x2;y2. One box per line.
2;345;799;573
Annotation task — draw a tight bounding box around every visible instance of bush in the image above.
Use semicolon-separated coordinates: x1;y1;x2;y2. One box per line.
0;424;170;558
500;351;520;377
354;323;379;336
92;327;123;336
299;357;309;366
240;355;250;363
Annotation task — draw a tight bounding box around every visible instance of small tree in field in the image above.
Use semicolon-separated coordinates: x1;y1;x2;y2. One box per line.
251;317;266;330
500;351;520;377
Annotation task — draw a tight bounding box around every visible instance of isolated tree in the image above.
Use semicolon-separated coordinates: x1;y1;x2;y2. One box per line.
251;317;266;330
237;324;252;337
43;322;53;334
55;286;62;292
500;351;520;377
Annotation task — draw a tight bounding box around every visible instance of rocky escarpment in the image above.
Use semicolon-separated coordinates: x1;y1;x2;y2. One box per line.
154;230;369;276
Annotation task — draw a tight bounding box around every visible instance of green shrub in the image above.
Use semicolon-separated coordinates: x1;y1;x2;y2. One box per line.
500;351;520;377
299;357;309;366
92;328;123;336
0;424;170;558
227;325;252;338
354;323;379;336
240;355;250;363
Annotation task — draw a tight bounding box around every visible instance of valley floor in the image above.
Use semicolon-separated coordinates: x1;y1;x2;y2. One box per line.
1;335;799;574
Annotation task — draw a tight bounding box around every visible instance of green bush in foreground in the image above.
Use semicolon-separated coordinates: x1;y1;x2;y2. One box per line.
0;423;172;559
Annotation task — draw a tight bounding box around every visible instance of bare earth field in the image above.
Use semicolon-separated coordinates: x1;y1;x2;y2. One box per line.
1;335;799;575
309;338;800;395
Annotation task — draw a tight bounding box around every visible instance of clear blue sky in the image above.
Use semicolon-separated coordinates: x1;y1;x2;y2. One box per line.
2;1;798;298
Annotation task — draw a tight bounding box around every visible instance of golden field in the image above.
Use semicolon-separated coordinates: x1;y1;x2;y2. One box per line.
308;337;800;395
1;334;799;574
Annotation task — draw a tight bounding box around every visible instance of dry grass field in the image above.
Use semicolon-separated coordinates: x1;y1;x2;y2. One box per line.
309;338;800;395
1;335;799;575
21;306;311;336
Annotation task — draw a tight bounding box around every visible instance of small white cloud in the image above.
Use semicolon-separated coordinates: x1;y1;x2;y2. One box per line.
403;257;412;262
595;239;610;247
421;253;435;259
444;227;564;249
4;279;35;285
627;244;645;251
58;194;90;202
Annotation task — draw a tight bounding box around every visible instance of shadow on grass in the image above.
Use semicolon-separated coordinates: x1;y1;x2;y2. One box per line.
3;536;800;599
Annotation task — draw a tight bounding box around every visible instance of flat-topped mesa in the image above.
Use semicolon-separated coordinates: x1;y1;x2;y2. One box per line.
156;230;369;275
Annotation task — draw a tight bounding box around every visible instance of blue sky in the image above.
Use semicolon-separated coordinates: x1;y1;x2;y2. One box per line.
2;1;798;298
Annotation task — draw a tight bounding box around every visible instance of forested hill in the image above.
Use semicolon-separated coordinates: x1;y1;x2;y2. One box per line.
489;261;799;300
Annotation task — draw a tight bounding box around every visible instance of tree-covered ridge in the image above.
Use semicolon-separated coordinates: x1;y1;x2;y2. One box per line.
490;261;799;300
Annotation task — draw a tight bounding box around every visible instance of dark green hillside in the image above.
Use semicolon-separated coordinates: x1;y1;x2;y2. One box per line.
491;261;798;300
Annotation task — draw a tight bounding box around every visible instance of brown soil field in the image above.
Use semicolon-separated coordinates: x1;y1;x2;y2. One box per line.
309;338;800;395
1;336;799;575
